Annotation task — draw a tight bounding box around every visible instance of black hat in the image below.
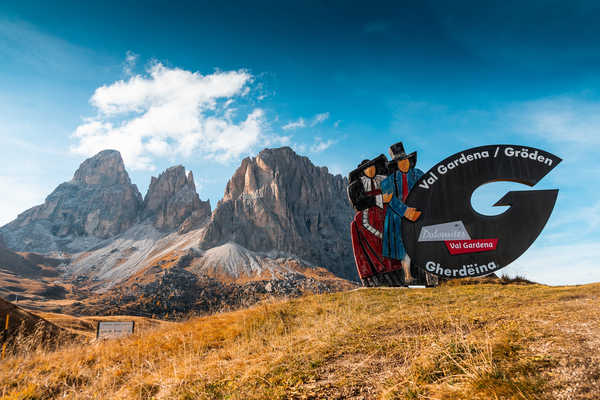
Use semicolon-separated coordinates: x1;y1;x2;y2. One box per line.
388;142;417;165
348;154;388;182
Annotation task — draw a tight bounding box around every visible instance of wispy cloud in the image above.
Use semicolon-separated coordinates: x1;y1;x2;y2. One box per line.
71;58;284;170
0;176;50;225
504;242;600;285
0;19;106;77
310;137;337;153
311;112;330;126
282;118;306;130
122;50;138;76
282;112;330;130
293;136;338;155
549;199;600;236
510;96;600;146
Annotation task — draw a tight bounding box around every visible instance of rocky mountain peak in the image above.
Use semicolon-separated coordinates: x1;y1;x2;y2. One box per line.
143;165;211;232
72;149;131;186
223;156;270;202
201;146;356;280
0;150;142;253
222;147;331;202
256;146;315;171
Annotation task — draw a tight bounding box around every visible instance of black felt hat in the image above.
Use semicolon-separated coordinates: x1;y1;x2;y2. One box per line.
388;142;417;165
348;154;388;182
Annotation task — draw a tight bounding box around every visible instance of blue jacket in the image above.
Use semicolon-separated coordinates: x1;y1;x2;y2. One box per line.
380;168;424;260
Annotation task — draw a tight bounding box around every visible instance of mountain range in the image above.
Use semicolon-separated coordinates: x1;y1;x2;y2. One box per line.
0;147;357;316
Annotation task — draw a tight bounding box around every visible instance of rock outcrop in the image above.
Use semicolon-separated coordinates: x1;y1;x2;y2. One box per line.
72;149;132;186
200;147;357;280
142;166;211;232
0;150;143;253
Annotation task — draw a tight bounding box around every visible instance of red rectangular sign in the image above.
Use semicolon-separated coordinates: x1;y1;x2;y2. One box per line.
445;239;498;255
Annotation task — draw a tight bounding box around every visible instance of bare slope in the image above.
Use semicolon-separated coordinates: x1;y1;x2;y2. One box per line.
67;242;356;319
2;283;599;399
0;246;70;302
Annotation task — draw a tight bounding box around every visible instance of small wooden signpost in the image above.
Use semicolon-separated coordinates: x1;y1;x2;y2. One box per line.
1;314;9;359
96;321;135;339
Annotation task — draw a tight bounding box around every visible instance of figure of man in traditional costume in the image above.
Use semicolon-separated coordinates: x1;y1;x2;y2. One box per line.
348;155;405;286
381;142;424;284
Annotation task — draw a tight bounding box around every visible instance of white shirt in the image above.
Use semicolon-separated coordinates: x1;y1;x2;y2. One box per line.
360;174;386;209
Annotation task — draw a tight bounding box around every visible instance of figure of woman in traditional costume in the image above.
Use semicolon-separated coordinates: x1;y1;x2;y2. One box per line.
381;142;424;283
348;155;406;286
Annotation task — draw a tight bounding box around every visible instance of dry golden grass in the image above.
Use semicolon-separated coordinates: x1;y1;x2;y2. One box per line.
1;283;600;399
0;298;79;359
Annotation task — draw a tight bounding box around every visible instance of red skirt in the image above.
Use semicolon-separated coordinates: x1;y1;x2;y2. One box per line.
351;206;403;279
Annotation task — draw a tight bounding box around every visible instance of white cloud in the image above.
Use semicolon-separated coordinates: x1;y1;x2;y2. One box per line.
283;118;306;130
310;137;337;153
71;60;276;170
123;51;138;76
291;136;338;155
282;112;330;131
263;133;292;147
311;112;330;126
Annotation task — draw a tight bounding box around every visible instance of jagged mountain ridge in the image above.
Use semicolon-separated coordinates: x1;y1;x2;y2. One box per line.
0;146;357;290
0;150;143;253
0;151;212;254
200;147;356;280
142;165;211;233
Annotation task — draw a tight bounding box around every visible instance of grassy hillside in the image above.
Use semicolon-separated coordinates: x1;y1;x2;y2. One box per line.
0;298;76;356
1;283;599;399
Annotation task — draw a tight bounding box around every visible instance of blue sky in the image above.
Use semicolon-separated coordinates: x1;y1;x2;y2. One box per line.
1;1;599;285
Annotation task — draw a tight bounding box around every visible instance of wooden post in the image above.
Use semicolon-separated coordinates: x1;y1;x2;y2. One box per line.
1;314;8;359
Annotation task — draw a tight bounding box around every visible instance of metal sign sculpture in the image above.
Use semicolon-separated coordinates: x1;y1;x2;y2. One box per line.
348;143;560;286
402;144;560;278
